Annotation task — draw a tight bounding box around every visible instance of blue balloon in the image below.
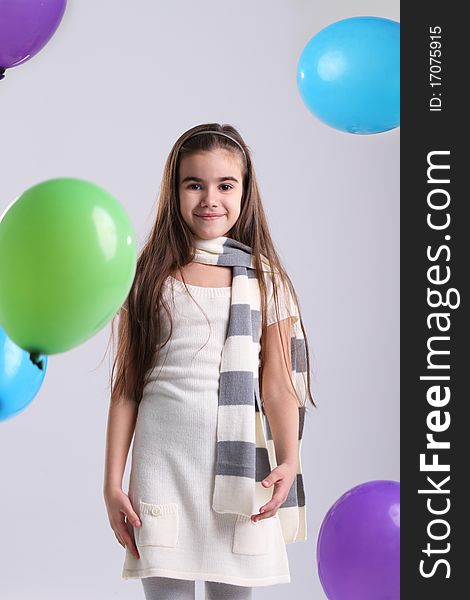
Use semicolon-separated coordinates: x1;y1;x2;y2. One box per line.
0;326;48;421
297;16;400;134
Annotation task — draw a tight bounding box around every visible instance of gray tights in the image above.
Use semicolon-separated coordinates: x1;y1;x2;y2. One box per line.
141;576;253;600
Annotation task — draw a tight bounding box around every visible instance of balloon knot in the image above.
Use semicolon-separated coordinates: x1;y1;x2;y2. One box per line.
29;352;45;371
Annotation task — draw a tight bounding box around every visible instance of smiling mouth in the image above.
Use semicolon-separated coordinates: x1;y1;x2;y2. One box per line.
196;214;225;220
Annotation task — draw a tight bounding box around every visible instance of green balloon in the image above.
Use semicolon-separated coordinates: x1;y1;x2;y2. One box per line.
0;177;137;354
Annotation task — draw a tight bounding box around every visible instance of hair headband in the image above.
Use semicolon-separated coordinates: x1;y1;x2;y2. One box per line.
184;130;247;163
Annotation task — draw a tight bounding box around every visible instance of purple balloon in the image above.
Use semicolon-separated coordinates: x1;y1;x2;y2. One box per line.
317;480;400;600
0;0;67;78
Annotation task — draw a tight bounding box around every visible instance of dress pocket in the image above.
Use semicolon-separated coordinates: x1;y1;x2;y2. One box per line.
135;500;179;548
232;513;275;555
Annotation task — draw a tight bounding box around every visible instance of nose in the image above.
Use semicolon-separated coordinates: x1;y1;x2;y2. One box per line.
200;186;220;206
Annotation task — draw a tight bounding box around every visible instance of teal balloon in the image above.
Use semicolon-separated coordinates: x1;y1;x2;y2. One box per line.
0;178;137;355
297;16;400;134
0;326;48;422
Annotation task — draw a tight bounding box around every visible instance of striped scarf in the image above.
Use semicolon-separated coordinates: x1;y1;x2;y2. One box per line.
191;235;307;544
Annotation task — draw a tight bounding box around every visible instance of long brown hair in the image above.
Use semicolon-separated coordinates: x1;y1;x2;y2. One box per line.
106;123;316;412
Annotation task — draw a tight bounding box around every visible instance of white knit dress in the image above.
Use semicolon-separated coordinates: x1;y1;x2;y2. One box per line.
121;274;295;587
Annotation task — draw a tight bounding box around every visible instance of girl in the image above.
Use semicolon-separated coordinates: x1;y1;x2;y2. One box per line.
103;123;316;600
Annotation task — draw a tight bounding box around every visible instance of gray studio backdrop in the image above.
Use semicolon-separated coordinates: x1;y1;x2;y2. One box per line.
0;1;399;598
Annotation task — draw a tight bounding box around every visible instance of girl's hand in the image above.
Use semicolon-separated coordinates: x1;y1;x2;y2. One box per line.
251;462;297;522
103;487;141;559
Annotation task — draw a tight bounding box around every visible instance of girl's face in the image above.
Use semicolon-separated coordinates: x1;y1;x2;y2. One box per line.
178;149;244;240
